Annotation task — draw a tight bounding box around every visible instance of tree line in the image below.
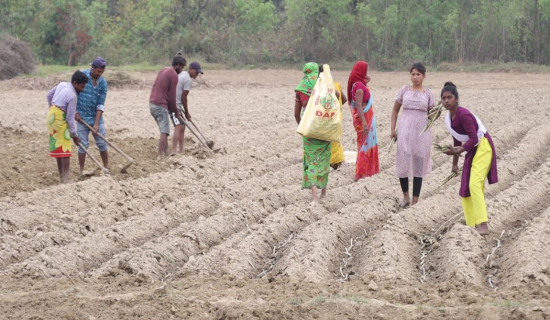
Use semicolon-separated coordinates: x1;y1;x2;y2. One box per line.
1;0;549;69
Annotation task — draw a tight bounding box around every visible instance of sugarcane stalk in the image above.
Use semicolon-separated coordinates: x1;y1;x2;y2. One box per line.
387;136;397;153
433;143;453;153
439;169;462;188
387;127;397;153
420;101;443;135
441;171;459;185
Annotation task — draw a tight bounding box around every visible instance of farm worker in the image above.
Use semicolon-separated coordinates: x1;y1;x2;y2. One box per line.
46;70;88;183
440;81;498;235
318;64;348;170
172;60;204;154
149;53;187;159
75;57;109;175
294;62;331;204
347;61;379;181
390;62;436;207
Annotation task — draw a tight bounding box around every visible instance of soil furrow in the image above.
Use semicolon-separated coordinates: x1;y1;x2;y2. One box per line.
311;122;550;284
426;157;550;288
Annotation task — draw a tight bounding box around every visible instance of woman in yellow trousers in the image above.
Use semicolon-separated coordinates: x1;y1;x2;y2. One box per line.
328;71;347;169
440;82;498;235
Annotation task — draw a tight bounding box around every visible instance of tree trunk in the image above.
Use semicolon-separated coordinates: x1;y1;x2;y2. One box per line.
458;0;467;63
533;0;541;64
67;44;73;66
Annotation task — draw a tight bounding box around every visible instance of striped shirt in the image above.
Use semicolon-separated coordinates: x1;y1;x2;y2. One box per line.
47;82;78;136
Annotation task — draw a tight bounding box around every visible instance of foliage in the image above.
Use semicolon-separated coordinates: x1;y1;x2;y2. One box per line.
1;0;550;68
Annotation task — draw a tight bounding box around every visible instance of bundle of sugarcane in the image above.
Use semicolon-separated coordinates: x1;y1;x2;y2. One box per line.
420;101;443;135
387;136;397;153
433;142;453;154
440;169;462;187
387;128;397;153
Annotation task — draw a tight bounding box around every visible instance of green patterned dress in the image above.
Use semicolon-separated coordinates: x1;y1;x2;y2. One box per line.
295;62;331;189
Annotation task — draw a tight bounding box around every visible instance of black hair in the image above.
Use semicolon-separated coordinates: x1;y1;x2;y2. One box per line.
71;70;88;84
441;81;459;101
172;52;187;67
410;62;426;76
318;64;324;72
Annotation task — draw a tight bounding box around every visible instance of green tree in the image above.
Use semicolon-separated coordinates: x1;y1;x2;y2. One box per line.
285;0;354;62
235;0;278;34
2;0;550;67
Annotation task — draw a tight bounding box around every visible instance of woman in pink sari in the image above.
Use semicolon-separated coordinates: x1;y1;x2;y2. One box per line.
347;61;379;181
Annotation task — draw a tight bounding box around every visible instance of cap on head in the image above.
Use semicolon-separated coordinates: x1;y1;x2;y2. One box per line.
91;57;107;69
189;61;203;74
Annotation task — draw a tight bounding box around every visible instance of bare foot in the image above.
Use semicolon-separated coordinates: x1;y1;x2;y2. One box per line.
80;169;95;178
475;222;489;235
398;199;410;208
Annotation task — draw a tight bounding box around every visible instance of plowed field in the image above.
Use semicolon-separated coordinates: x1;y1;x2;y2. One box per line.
1;69;549;319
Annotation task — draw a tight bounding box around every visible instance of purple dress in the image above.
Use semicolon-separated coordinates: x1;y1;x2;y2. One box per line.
449;107;498;197
394;85;435;178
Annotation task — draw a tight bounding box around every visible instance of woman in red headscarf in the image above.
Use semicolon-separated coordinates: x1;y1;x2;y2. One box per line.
347;61;379;181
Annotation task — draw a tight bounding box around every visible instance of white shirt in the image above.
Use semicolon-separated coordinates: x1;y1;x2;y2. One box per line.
176;71;193;105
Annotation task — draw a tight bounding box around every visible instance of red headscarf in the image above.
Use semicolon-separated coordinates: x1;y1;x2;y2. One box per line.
347;61;368;104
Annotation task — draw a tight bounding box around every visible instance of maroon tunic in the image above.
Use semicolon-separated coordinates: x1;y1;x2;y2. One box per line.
450;107;498;197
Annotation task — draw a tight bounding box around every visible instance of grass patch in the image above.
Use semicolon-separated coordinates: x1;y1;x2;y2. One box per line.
117;62;164;73
345;294;367;304
17;61;550;78
289;297;302;306
434;62;550;73
21;60;229;78
490;300;527;309
23;64;87;77
313;295;327;304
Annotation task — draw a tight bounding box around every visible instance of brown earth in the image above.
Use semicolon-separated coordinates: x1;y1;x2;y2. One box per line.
1;69;549;319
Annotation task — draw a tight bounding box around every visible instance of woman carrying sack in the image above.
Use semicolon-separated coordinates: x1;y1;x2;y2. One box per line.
294;63;339;204
347;61;379;181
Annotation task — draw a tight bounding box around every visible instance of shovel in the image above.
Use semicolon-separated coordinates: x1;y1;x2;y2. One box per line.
189;119;214;149
80;121;134;173
180;117;214;153
77;142;109;174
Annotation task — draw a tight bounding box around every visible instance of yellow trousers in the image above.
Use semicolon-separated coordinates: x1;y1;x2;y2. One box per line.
462;137;492;227
330;141;345;165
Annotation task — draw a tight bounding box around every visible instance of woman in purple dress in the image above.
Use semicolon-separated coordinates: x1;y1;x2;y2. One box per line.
441;82;498;235
390;62;435;207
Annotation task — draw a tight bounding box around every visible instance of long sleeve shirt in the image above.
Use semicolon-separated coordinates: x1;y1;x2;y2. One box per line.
76;69;108;126
149;67;179;114
47;82;78;137
450;106;498;197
